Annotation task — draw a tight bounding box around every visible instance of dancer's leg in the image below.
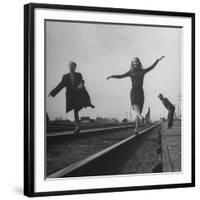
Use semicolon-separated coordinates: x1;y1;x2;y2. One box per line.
135;116;139;132
167;110;170;128
168;107;175;129
74;109;80;133
132;104;144;121
132;104;144;132
171;107;175;127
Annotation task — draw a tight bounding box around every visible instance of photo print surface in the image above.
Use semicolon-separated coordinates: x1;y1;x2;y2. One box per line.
45;20;182;179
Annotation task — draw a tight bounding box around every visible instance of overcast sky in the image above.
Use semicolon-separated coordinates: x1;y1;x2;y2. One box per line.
46;20;181;121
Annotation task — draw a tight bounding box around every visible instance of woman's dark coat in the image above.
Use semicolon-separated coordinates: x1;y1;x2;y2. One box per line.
50;72;93;112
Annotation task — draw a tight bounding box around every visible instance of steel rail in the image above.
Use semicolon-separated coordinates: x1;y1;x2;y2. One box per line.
47;124;135;138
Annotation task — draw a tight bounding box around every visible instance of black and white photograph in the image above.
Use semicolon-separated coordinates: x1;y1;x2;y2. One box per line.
23;3;195;197
46;20;181;178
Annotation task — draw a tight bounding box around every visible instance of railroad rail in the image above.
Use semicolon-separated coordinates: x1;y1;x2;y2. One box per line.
47;122;134;133
47;123;160;179
47;124;134;137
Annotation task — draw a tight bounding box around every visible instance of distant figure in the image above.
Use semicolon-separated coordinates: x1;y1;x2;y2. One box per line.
107;56;165;132
145;107;151;123
48;61;94;134
158;94;175;129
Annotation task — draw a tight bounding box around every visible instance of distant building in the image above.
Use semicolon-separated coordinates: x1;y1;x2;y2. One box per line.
160;117;166;122
122;118;128;123
80;117;91;123
95;117;119;123
90;119;95;122
110;118;119;123
95;117;106;123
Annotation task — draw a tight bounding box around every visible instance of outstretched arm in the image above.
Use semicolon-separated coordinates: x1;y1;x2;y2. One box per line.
107;71;130;80
48;76;66;97
143;56;165;74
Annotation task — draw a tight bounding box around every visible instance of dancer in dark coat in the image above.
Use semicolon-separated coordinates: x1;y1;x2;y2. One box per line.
158;94;175;129
49;61;94;133
107;56;165;132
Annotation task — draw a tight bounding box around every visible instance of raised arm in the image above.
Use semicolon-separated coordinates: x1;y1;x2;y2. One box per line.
143;56;165;74
49;75;66;97
107;71;130;80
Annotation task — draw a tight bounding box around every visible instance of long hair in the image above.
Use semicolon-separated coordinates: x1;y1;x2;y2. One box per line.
130;57;143;72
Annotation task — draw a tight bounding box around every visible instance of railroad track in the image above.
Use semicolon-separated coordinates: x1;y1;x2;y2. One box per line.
46;124;153;144
47;124;161;179
47;124;136;141
47;122;134;133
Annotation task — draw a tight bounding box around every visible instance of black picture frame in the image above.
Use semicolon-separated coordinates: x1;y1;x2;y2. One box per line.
24;3;195;197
